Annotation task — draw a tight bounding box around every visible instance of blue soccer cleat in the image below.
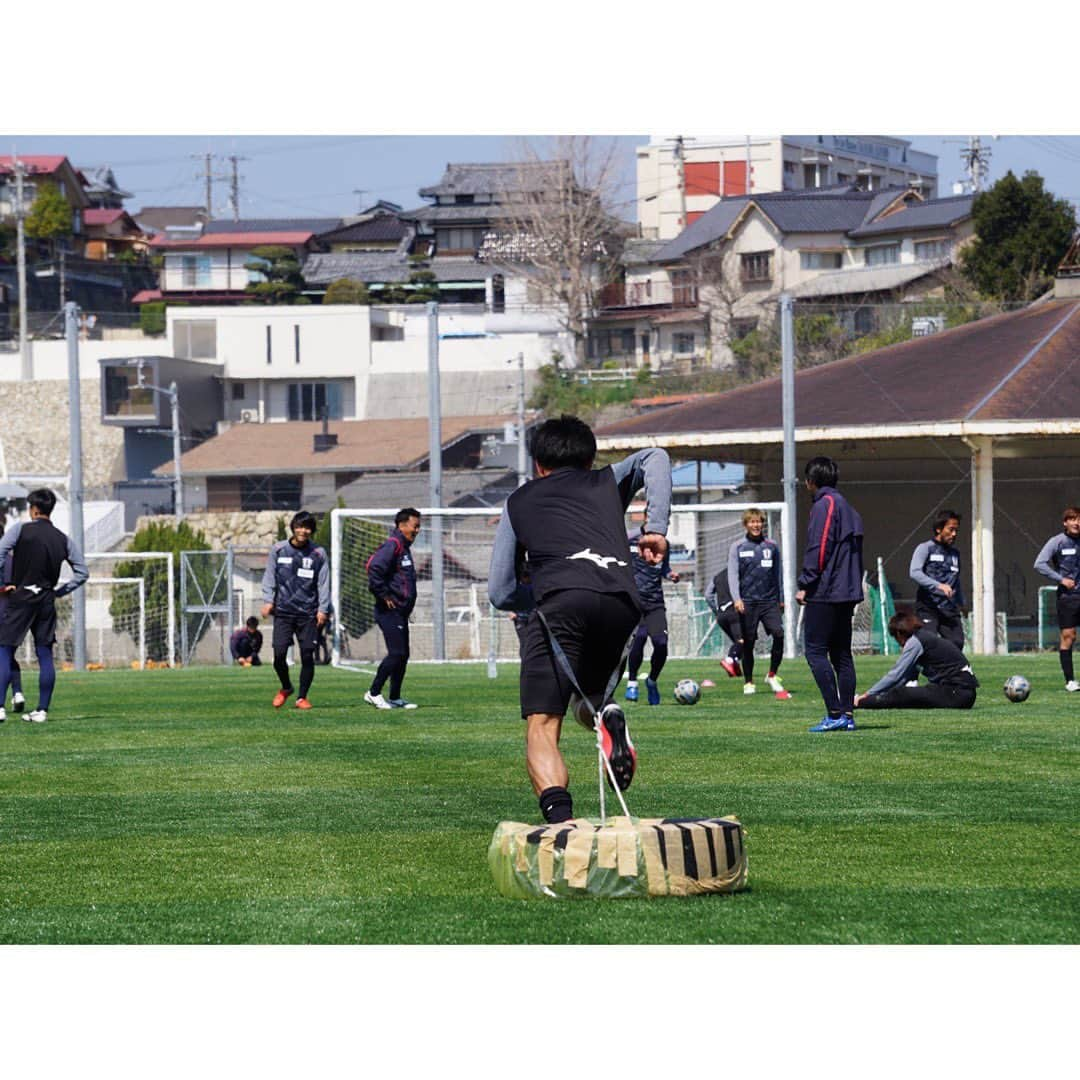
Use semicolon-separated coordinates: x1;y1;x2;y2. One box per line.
625;682;639;702
844;713;856;730
809;714;852;733
645;678;661;706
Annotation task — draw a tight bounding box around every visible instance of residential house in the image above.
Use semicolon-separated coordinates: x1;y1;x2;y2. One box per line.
147;217;340;305
134;206;208;241
83;209;150;261
152;413;523;513
0;155;89;251
591;184;975;369
80;166;133;210
637;136;939;240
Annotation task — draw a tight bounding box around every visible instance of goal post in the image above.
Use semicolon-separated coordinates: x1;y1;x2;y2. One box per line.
330;501;794;670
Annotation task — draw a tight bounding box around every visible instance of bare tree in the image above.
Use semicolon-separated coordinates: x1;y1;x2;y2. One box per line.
479;136;628;367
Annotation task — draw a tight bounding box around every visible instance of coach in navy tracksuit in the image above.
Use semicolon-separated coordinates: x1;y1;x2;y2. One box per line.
795;457;864;732
364;508;420;710
910;509;965;648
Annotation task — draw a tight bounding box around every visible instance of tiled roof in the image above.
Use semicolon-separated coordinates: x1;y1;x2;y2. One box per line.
84;208;134;227
317;217;410;243
849;195;974;238
156;415;516;476
596;300;1080;439
409;205;509;224
788;259;949;299
302;252;499;285
151;230;316;249
202;218;341;235
419;161;569;198
0;154;69;175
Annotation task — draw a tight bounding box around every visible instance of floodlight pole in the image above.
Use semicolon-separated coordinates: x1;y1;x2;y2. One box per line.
65;302;87;671
780;293;797;659
427;301;445;661
516;351;528;486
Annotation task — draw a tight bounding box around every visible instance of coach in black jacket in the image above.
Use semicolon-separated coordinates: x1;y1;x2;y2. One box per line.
795;457;865;732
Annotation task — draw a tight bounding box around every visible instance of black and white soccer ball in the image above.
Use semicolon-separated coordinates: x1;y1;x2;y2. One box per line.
1003;675;1031;703
673;678;701;705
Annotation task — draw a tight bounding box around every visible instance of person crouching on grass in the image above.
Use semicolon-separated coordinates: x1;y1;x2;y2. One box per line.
261;511;329;710
855;609;978;711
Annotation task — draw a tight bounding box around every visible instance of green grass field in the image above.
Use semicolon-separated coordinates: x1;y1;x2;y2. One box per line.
0;654;1076;944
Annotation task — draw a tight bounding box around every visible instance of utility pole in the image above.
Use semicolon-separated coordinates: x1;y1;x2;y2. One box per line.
746;135;753;195
65;302;87;671
670;135;688;229
14;155;30;380
227;155;248;222
515;351;528;486
962;136;991;194
58;249;66;310
352;189;368;214
780;293;797;660
193;152;214;219
427;301;445;661
170;381;183;519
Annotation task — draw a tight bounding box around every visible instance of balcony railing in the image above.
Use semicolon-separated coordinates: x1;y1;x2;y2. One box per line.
597;279;698;310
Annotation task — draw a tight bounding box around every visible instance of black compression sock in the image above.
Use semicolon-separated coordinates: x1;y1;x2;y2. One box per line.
1061;649;1075;683
538;786;573;823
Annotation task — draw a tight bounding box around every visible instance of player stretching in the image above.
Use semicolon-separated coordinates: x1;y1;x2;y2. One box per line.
795;457;864;733
855;610;978;711
910;509;965;648
0;489;88;723
261;511;329;710
705;567;744;679
1034;506;1080;692
625;524;679;705
364;508;421;710
488;415;671;824
728;508;789;699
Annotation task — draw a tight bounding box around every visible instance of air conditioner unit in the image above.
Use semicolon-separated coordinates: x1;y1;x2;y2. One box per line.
239;409;259;423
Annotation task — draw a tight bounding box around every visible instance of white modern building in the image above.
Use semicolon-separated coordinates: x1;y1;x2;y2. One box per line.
637;136;939;240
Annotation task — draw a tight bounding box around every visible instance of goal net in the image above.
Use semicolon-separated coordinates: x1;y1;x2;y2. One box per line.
14;552;176;671
331;502;793;669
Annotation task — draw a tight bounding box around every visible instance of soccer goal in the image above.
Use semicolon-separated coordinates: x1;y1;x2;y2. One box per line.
17;551;176;671
330;501;793;671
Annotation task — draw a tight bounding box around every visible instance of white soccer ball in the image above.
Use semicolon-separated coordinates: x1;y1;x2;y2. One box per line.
1003;675;1031;703
674;678;701;705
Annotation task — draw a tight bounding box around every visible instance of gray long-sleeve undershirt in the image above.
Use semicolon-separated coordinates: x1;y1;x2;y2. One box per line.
487;447;672;612
865;635;923;696
1034;533;1076;586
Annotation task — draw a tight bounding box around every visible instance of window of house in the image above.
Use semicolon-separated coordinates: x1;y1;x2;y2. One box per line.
865;243;900;267
621;329;636;354
837;172;852;185
454;194;475;205
231;382;246;401
180;254;212;288
803;163;828;188
288;381;343;421
730;317;759;340
438;227;485;252
294;324;301;364
492;274;505;313
671;268;698;306
783;161;797;176
674;332;695;354
173;319;217;359
915;238;949;261
741;252;772;282
103;366;155;418
240;474;303;512
800;250;844;270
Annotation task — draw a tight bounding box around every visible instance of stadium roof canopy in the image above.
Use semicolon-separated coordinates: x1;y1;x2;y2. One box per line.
596;298;1080;652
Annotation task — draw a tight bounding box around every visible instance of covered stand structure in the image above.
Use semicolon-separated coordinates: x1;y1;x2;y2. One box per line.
596;299;1080;653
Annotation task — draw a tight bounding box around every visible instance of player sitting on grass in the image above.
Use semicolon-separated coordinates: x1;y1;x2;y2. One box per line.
854;609;978;711
230;616;264;667
0;488;89;723
705;566;744;680
910;509;966;648
488;415;671;824
261;511;329;711
1034;505;1080;693
625;523;679;706
729;508;789;699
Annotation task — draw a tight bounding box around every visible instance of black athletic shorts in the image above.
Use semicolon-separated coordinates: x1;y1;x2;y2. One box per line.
271;612;319;653
0;590;58;649
636;606;668;640
1057;592;1080;630
519;588;639;719
916;603;965;648
739;600;783;645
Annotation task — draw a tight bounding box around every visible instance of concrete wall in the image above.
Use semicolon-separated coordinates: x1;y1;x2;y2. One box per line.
0;378;123;497
0;338;153;382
